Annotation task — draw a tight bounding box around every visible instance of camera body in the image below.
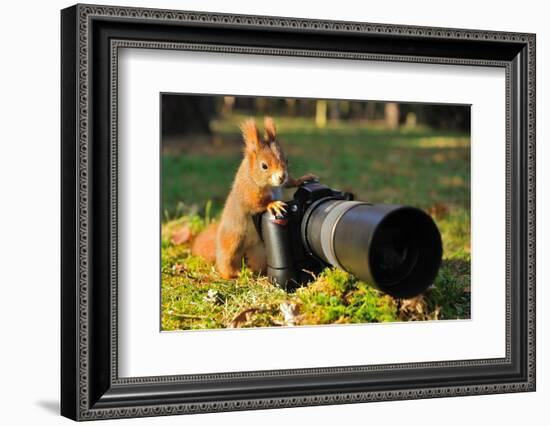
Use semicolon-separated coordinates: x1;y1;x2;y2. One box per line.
258;181;443;298
259;182;353;291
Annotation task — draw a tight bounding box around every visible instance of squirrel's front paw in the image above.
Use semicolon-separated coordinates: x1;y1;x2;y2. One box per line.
267;200;287;217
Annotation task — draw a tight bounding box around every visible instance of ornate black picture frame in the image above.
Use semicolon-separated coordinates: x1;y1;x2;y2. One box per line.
61;3;536;421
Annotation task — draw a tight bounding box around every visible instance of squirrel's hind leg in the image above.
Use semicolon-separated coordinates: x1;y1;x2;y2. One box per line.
246;244;267;275
216;229;242;280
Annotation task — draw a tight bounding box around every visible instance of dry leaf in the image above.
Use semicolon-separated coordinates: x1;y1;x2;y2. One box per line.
279;302;300;326
399;295;427;317
428;203;450;219
171;263;186;274
171;226;192;245
227;308;260;328
203;289;220;304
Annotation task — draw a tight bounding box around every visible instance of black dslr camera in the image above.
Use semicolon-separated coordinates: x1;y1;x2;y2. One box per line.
257;181;442;298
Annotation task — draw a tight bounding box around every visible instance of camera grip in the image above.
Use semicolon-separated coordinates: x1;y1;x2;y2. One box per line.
260;212;298;291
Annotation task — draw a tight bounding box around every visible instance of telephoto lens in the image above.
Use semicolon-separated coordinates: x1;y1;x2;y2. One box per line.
301;200;442;298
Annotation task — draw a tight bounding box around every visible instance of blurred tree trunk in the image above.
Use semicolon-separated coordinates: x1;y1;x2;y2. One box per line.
365;102;376;121
328;101;340;121
384;102;400;130
285;98;297;116
315;100;327;128
222;96;235;115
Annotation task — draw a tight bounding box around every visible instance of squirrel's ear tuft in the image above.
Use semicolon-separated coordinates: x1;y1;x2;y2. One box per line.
264;116;277;143
240;118;262;151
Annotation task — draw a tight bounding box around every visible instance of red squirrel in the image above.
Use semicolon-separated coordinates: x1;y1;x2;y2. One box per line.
191;117;316;279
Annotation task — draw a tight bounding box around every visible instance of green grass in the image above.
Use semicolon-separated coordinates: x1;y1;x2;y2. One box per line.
161;115;471;330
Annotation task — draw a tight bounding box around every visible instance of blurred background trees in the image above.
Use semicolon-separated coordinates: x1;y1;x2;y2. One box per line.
162;95;470;141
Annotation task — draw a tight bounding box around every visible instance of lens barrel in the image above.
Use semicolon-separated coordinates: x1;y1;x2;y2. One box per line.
302;200;442;298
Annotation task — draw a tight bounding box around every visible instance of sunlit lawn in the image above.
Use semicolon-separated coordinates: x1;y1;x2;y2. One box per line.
161;115;471;330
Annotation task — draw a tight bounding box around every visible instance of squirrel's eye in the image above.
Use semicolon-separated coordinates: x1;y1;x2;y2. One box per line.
261;162;268;170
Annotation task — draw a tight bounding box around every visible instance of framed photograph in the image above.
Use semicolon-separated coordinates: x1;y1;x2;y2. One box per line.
61;4;536;421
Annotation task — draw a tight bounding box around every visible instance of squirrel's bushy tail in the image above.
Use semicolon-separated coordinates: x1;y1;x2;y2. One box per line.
191;223;218;263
